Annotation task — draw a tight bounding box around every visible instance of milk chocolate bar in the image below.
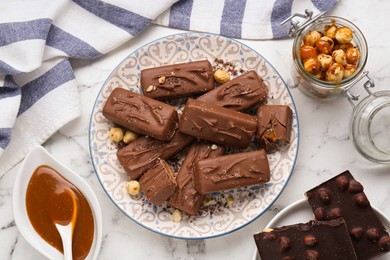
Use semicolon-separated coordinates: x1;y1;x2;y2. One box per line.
193;150;270;194
141;60;214;100
254;218;358;260
256;105;293;153
139;159;177;205
197;71;268;111
305;170;390;259
168;142;224;215
117;131;194;180
103;88;178;141
178;99;257;149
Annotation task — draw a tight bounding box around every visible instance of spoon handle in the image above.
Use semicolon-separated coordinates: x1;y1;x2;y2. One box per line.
56;224;73;260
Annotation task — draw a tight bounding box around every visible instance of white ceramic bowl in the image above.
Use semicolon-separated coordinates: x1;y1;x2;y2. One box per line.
13;146;102;260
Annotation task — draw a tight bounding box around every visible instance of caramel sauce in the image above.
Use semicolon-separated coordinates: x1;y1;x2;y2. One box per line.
26;165;94;260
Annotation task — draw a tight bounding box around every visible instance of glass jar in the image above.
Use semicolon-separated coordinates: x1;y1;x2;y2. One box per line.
288;12;368;99
283;10;390;163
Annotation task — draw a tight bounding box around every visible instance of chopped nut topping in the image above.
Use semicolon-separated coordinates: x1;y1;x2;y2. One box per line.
146;85;155;92
158;76;166;84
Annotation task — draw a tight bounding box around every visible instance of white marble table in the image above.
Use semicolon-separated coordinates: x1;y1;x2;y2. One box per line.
1;1;390;259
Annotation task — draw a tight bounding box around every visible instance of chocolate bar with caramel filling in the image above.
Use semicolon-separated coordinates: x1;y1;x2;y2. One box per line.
141;60;214;100
117;131;194;180
305;170;390;259
168;142;224;215
103;88;178;141
254;218;358;260
139;159;177;205
256;105;293;153
193;150;270;194
178;99;257;149
197;71;268;111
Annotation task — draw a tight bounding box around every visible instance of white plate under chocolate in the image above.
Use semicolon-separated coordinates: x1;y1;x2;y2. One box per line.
89;33;299;239
252;198;390;260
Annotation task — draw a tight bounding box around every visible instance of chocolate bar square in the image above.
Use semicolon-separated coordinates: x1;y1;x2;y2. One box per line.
256;105;293;153
305;170;390;259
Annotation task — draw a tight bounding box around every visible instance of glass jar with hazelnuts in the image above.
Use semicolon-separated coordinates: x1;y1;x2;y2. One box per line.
282;10;390;163
284;11;369;99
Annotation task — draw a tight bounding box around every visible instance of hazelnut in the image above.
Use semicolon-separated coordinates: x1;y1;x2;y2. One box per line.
346;47;360;65
278;237;292;253
158;76;166;84
123;130;138;144
348;179;364;193
226;195;234;206
316;36;334;54
326;63;344;82
314;207;326;220
324;25;337;39
379;236;390;251
350;227;364;240
336;176;349;190
334;43;354;51
300;45;318;60
109;127;124;142
335;27;353;44
317;188;332;204
304;235;317;247
366;228;380;242
344;64;357;78
328;207;342;219
303;30;322;46
305;250;320;260
146;85;156;92
304;58;321;75
263;232;276;240
214;69;230;84
332;49;348;66
317;54;333;71
172;209;182;223
353;192;369;207
126;180;140;196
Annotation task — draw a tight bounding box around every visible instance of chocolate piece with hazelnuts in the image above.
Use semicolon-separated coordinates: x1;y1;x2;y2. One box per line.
305;170;390;259
254;218;357;260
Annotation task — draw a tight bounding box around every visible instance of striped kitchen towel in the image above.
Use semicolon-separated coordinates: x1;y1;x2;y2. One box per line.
0;0;337;176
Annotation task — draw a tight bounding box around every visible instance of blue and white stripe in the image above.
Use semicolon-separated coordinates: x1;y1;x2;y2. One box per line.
0;0;337;176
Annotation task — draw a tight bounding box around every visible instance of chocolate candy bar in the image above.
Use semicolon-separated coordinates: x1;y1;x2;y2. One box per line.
117;131;194;180
256;105;293;153
168;142;224;215
141;60;214;100
178;99;257;149
197;71;268;111
254;218;358;260
103;88;178;141
139;159;176;205
305;170;390;259
193;150;270;194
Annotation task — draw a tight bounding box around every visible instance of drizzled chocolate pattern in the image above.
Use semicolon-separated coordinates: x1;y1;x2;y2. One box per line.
178;99;257;149
168;142;224;215
117;132;194;180
193;150;270;194
141;60;214;100
197;71;267;111
103;88;178;141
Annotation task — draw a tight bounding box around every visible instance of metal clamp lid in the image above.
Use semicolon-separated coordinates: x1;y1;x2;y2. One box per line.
344;71;375;107
280;9;325;37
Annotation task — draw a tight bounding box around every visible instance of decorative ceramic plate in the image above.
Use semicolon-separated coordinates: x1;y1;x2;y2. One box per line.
89;33;299;239
251;199;390;259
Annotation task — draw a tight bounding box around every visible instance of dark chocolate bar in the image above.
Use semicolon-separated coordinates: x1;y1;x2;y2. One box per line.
141;60;214;100
197;71;268;111
139;159;177;205
305;170;390;259
178;99;257;149
256;105;293;153
168;142;224;215
117;131;194;180
254;218;358;260
193;150;270;194
103;88;178;141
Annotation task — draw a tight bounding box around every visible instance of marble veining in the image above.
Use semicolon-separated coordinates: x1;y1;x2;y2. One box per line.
1;0;390;259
